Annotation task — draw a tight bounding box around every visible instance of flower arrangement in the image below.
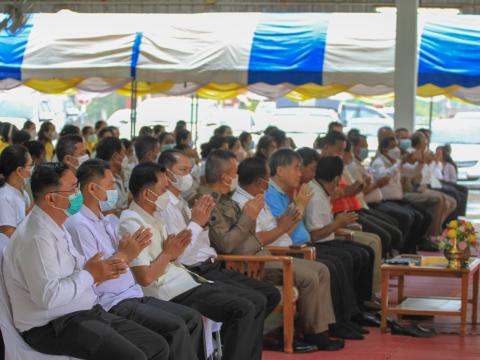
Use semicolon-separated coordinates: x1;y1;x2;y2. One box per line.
438;220;477;251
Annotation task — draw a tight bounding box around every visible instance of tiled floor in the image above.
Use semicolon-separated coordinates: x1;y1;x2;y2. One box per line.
263;254;480;359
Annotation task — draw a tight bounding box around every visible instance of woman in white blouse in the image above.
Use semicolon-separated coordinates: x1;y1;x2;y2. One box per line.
435;146;457;183
0;144;33;237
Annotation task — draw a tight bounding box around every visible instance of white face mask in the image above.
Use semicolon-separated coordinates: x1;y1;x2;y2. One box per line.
76;154;90;169
148;189;170;212
225;174;238;192
169;170;193;192
388;147;401;160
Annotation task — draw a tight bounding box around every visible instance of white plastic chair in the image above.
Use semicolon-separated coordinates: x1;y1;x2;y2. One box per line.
0;234;77;360
202;317;222;360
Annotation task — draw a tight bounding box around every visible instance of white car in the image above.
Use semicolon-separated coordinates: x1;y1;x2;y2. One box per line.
256;107;340;148
430;114;480;181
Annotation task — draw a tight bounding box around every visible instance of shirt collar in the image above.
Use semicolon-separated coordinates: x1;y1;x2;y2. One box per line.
129;200;160;228
32;206;68;240
167;189;181;206
269;179;287;195
311;179;330;199
79;205;104;223
234;186;254;201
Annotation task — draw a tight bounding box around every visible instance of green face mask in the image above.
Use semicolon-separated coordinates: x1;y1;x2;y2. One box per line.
63;191;84;216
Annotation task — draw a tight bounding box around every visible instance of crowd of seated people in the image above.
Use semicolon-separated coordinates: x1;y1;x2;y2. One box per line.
0;118;466;359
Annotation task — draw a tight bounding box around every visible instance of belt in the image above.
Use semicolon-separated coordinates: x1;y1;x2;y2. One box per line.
188;257;215;268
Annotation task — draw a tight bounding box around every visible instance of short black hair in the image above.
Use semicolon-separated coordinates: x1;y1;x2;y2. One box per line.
153;124;165;135
269;148;301;177
314;135;326;149
205;149;236;184
214;125;231;136
129;162;165;199
121;138;132;150
158;132;173;145
98;127;113;139
238;157;268;187
175;128;191;150
24;140;45;160
31;162;69;201
82;126;93;136
77;159;110;190
380;136;396;151
328;121;344;133
12;130;31;145
176;120;187;128
201;135;227;159
0;144;29;186
60;124;80;137
226;136;239;150
139;126;153;137
315;156;344;182
95;120;107;131
134;135;159;162
347;129;361;145
56;134;83;162
96;137;122;162
255;135;275;159
269;129;287;147
239;131;251;146
395;127;409;134
22;120;35;131
324;131;347;147
297;147;320;167
158;149;184;169
264;126;278;136
107;125;119;134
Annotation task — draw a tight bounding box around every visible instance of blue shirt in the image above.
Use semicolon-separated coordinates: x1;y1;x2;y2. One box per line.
264;180;311;244
65;206;144;311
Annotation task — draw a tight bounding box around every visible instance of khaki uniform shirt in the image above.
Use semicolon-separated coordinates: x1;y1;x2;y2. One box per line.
196;186;270;256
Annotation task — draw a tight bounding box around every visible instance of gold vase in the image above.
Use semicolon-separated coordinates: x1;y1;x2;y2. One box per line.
446;238;463;270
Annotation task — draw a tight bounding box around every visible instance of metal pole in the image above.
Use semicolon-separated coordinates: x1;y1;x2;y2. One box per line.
394;0;419;132
194;95;199;148
130;80;138;139
428;97;433;131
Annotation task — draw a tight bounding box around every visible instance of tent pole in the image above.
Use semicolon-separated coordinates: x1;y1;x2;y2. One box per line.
194;95;199;148
428;97;433;131
130;80;138;139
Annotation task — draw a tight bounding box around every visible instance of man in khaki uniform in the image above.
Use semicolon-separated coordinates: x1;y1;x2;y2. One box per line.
198;149;345;352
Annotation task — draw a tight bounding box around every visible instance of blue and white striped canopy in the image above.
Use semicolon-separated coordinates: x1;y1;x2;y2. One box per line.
0;11;479;102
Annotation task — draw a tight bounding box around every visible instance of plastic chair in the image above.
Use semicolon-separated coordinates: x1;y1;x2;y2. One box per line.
0;234;77;360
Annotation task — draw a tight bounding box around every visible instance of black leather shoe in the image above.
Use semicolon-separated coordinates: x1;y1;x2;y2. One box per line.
329;323;364;340
304;333;345;351
353;312;381;327
291;339;318;353
266;331;318;353
389;321;435;338
346;321;370;335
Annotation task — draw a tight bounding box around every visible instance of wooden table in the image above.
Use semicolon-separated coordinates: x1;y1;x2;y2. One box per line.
381;257;480;336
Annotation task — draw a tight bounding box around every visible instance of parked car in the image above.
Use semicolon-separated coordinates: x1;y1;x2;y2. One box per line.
430;113;480;181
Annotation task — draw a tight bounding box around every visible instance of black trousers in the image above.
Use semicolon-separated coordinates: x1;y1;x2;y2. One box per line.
357;209;404;256
109;297;203;360
188;260;281;317
22;305;169;360
171;282;264;360
441;180;468;217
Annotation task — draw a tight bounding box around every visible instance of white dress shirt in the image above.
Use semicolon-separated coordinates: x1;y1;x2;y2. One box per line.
66;206;144;311
232;187;292;247
119;201;200;301
160;190;216;266
0;183;31;228
369;155;404;200
348;157;384;204
3;206;96;332
304;180;335;242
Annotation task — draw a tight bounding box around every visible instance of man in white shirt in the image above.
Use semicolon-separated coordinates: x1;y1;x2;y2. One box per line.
119;162;265;360
4;163;169;359
66;159;203;360
55;134;89;172
95;137;130;212
158;150;280;321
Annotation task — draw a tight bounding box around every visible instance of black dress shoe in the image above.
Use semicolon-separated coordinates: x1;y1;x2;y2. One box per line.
265;334;318;353
389;321;435;338
346;321;370;335
353;312;381;327
304;333;345;351
329;323;364;340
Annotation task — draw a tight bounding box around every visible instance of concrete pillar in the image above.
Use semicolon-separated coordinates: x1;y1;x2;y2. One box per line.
394;0;419;132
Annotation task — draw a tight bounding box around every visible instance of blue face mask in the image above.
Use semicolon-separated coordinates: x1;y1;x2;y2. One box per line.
57;190;83;216
359;147;369;161
161;144;176;152
100;189;119;212
399;139;412;151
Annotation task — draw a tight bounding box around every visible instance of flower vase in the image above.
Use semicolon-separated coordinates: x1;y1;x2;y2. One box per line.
444;238;470;269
